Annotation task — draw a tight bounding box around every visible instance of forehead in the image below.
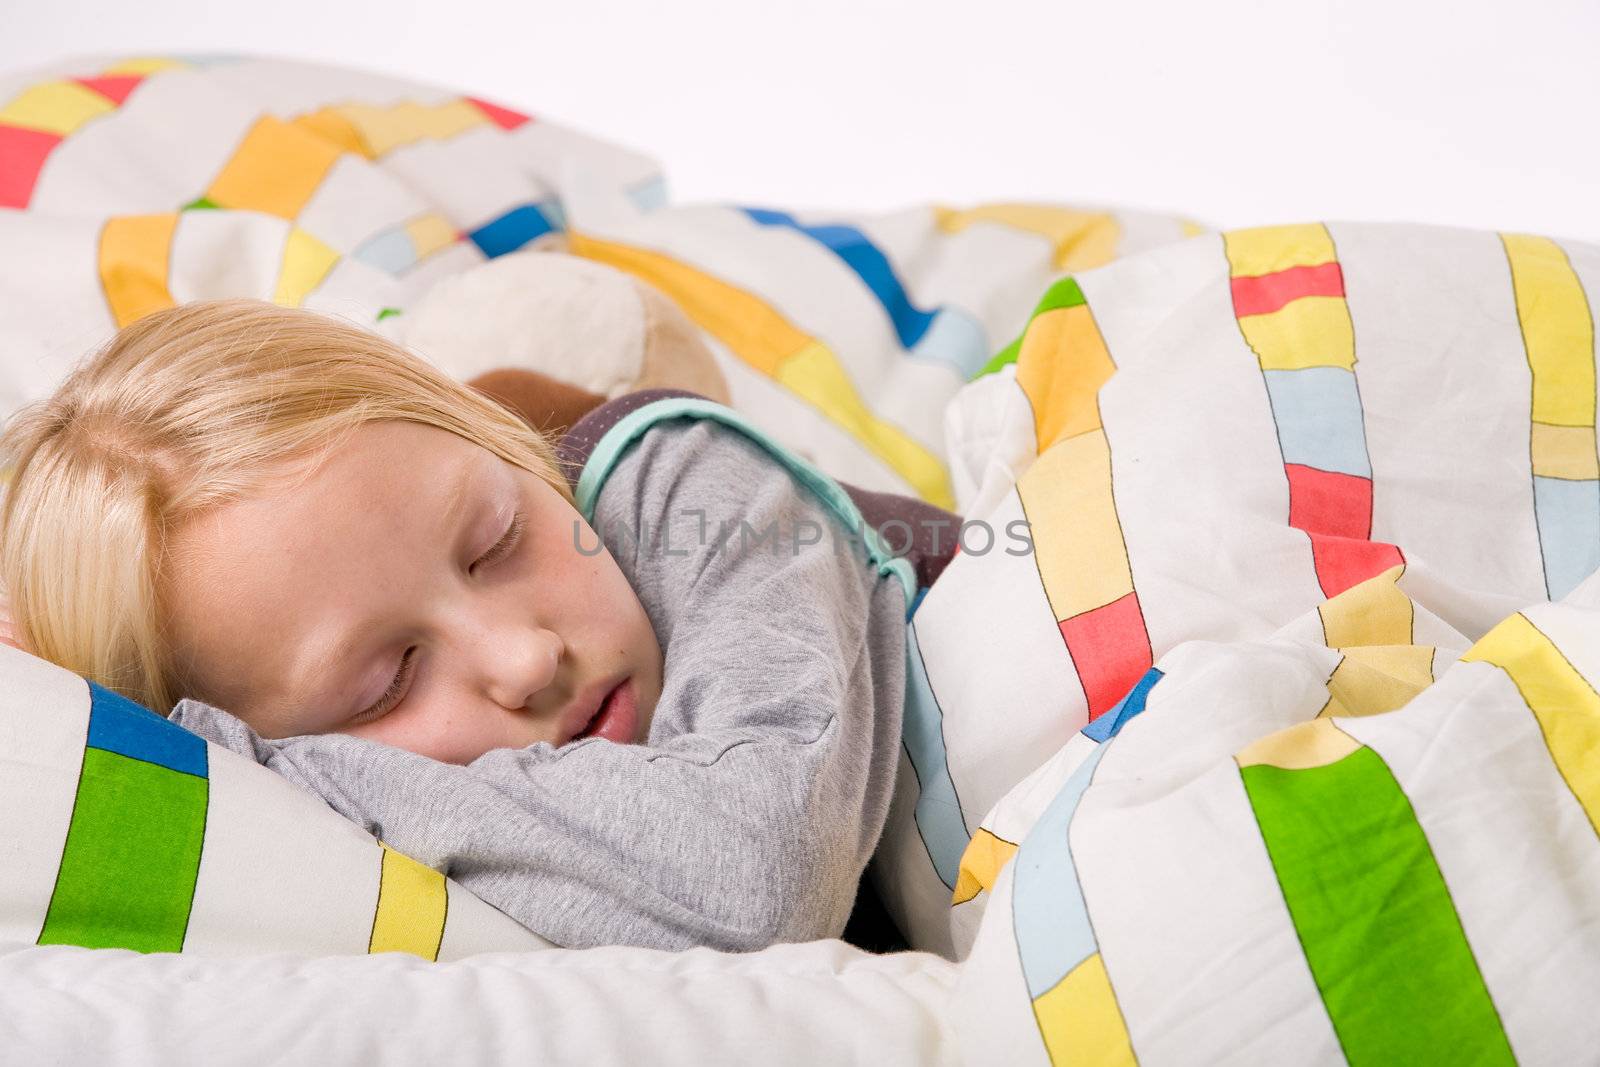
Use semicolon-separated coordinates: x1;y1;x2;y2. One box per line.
162;422;489;707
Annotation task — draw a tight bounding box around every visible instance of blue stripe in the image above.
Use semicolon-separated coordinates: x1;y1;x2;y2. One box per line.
902;621;970;889
1261;366;1373;478
911;308;990;380
86;682;208;779
469;203;555;259
742;206;795;228
1014;744;1108;997
1082;667;1164;743
742;207;935;347
1534;475;1600;599
741;206;987;377
627;176;668;213
352;227;417;275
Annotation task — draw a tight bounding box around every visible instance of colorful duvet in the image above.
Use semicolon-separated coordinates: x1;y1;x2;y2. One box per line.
2;52;1598;1065
913;223;1600;1063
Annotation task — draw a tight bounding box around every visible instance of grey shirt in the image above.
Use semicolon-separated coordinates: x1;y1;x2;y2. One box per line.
170;417;908;952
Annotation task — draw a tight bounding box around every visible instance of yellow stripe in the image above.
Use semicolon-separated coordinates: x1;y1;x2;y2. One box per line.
568;232;953;507
99;214;178;328
934;204;1122;271
206;117;345;220
1015;303;1116;452
1020;430;1134;620
1318;565;1410;647
1320;693;1354;718
272;228;340;308
1223;224;1337;278
952;827;1019;905
1032;953;1137;1067
291;108;373;159
1236;296;1355;370
1531;422;1600;480
331;100;489;158
101;57;185;75
1503;234;1595;428
0;81;116;136
775;344;953;506
405;213;460;260
569;232;793;377
368;845;447;960
1323;645;1435;718
1237;718;1360;770
1462;612;1600;834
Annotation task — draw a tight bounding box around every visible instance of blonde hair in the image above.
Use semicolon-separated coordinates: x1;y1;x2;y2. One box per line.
0;299;573;713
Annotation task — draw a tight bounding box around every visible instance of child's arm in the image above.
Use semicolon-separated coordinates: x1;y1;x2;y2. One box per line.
172;419;908;953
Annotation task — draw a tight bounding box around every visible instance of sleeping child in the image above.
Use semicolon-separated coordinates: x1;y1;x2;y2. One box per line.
0;299;957;953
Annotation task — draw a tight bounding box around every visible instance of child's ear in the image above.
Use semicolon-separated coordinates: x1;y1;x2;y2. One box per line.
468;368;608;439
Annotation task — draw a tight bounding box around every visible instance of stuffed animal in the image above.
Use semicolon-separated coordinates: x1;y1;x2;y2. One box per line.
398;251;731;437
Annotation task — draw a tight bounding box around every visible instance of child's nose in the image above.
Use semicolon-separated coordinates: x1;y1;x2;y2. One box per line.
482;625;563;711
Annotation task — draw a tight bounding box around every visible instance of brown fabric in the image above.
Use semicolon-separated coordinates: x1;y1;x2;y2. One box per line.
559;390;959;595
468;368;609;439
841;482;962;591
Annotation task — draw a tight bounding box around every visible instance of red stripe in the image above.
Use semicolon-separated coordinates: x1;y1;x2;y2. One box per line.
1231;261;1345;318
1284;464;1405;595
72;75;145;107
466;97;531;131
1286;463;1371;540
0;124;62;209
1309;534;1405;597
1059;591;1154;720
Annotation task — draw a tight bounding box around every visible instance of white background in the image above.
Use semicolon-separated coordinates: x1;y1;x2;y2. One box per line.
5;0;1597;242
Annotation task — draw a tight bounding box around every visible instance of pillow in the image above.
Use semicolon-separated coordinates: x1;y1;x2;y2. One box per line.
0;643;545;958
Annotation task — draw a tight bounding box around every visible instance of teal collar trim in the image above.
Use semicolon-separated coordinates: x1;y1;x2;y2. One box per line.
573;397;919;613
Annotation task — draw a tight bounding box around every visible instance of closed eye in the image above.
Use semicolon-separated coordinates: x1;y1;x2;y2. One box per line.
350;646;416;725
472;512;525;574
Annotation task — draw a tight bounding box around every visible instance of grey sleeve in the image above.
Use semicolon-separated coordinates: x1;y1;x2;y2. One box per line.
170;419;907;953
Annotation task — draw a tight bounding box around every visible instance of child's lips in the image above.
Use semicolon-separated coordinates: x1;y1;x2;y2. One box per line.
568;677;639;745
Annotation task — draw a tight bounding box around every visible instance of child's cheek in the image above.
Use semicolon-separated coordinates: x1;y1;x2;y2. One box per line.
349;701;473;765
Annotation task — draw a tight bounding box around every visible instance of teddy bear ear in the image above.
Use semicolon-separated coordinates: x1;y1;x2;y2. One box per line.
396;252;649;394
396;248;728;406
466;368;608;439
630;280;731;405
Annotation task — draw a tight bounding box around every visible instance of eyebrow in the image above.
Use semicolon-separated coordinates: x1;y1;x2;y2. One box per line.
286;625;369;720
283;457;483;716
442;457;481;521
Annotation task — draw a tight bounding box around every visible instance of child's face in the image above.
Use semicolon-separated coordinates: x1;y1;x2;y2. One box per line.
163;420;664;764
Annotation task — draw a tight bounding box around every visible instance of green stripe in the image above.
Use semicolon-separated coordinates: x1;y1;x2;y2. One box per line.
37;748;208;953
574;396;917;607
1240;747;1513;1065
972;334;1022;380
970;277;1087;381
1034;276;1086;315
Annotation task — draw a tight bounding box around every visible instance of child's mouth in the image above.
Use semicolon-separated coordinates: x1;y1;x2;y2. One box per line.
573;677;639;744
